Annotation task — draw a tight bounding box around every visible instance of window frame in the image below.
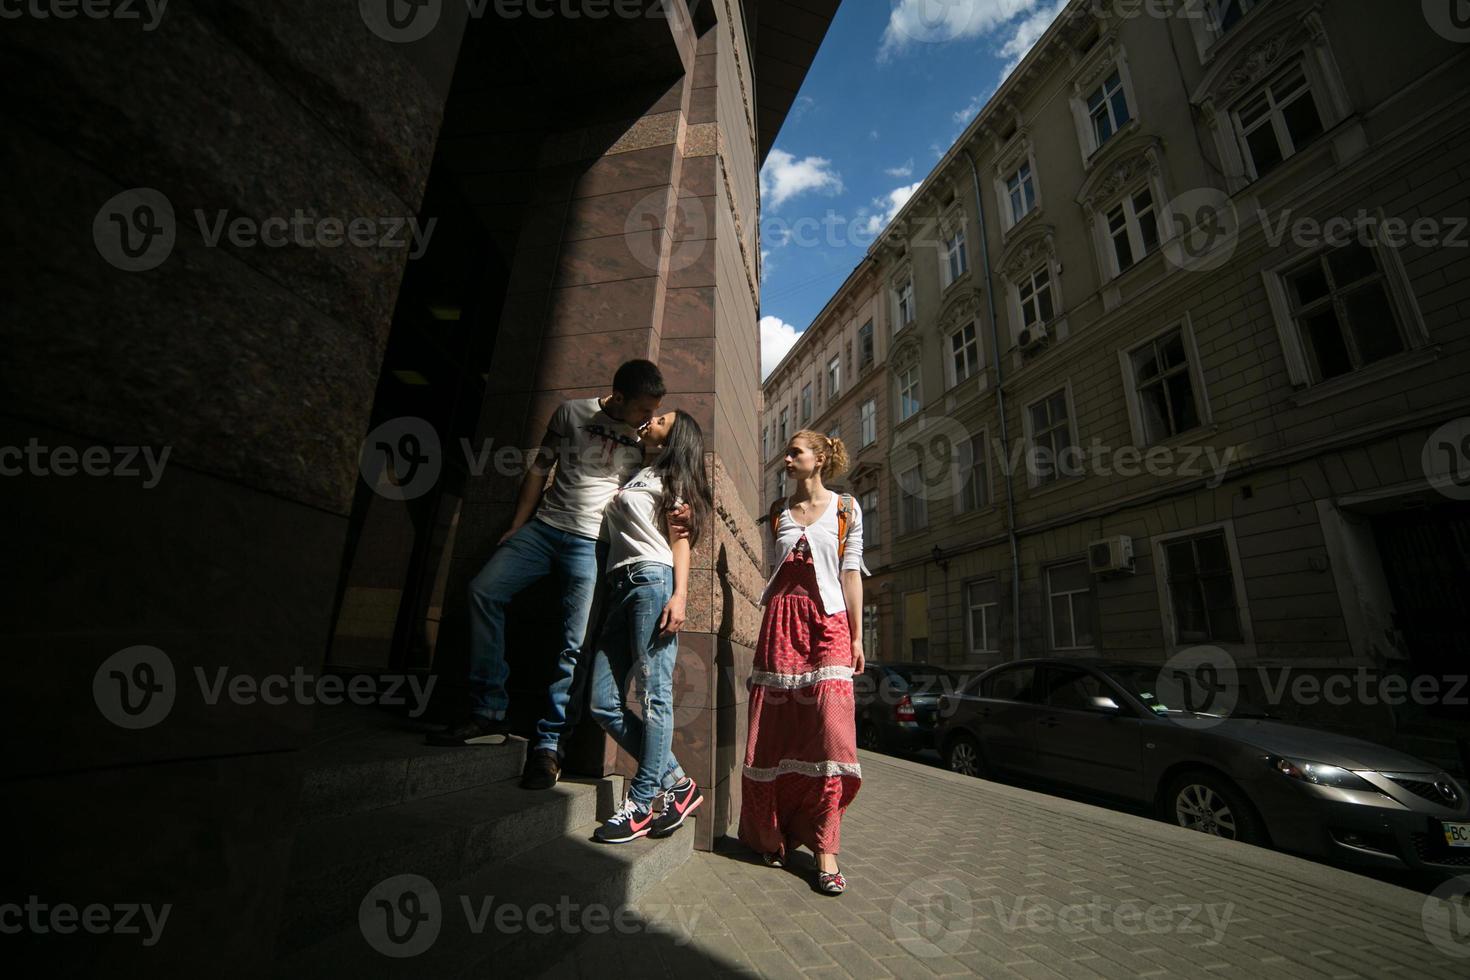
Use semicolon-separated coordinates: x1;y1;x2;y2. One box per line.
860;398;877;447
1021;385;1080;489
1045;559;1097;652
894;278;916;330
858;320;875;370
898;464;928;532
941;224;969;288
1103;184;1161;277
957;430;989;515
897;365;922;423
1151;520;1256;656
1233;60;1326;181
1016;262;1056;332
860;489;880;549
947;320;981;388
827;355;841;399
1118;315;1213;448
800;382;812;423
965;578;1001;655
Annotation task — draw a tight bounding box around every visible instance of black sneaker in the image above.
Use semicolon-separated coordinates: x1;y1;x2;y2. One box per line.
426;716;511;746
593;797;657;843
649;777;703;838
521;747;561;789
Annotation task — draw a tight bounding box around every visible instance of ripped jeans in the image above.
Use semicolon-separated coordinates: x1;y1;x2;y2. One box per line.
588;561;686;808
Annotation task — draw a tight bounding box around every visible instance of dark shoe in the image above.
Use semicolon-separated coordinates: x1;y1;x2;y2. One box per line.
521;747;561;789
816;870;847;895
649;777;703;838
593;797;656;843
427;716;511;746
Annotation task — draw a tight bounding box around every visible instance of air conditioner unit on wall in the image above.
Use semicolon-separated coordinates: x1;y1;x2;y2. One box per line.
1089;535;1135;575
1017;323;1049;352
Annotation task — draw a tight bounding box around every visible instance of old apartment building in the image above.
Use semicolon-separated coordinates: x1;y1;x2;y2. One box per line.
762;0;1470;715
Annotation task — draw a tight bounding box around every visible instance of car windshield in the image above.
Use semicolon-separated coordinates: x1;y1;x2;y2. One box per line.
883;666;955;694
1103;665;1273;719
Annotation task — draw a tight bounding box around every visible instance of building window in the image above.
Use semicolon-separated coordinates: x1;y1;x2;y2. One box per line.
778;408;789;444
1163;530;1243;643
1007;162;1037;226
1235;62;1324;180
1087;70;1131;150
828;424;841;443
899;465;928;531
1106;186;1160;275
1129;327;1200;443
1285;243;1405;383
827;355;841;398
897;367;921;422
860;399;877;447
1046;560;1095;650
942;226;969;287
1017;264;1054;330
895;279;916;328
858;320;875;369
860;489;879;548
1027;389;1076;486
1214;0;1258;34
801;383;812;423
959;433;987;513
862;603;879;654
966;580;1000;654
949;321;980;386
775;471;786;500
762;425;770;460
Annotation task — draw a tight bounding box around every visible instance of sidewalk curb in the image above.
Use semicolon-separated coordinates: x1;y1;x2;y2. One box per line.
857;750;1443;914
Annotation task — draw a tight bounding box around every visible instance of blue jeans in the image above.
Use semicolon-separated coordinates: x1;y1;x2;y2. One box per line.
467;518;603;753
588;561;686;807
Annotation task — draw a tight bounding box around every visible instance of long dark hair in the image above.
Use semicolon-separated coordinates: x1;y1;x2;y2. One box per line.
652;410;712;549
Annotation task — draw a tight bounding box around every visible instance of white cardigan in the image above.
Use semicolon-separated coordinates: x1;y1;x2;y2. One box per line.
759;493;868;617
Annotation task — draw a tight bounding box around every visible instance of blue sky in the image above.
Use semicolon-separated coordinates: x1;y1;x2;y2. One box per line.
758;0;1067;377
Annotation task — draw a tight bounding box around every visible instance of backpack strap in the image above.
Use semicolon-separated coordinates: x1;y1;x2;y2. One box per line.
837;494;854;564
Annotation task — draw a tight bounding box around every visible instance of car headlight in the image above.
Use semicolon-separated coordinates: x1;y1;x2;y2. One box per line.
1267;756;1381;794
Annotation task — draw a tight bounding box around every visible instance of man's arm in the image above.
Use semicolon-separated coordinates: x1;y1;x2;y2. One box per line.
499;429;557;546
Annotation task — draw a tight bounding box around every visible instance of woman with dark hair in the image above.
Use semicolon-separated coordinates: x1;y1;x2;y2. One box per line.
741;429;864;894
588;410;712;842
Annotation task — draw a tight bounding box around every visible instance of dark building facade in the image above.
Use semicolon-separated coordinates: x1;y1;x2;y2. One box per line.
5;1;837;973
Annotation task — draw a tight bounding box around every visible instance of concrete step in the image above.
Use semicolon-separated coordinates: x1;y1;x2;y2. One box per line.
295;727;529;822
274;815;696;978
276;775;611;954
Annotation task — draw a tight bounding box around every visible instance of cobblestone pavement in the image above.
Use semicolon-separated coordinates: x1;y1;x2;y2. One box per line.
541;751;1470;978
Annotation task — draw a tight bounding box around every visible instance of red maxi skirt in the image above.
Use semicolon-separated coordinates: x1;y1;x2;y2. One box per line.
738;536;861;858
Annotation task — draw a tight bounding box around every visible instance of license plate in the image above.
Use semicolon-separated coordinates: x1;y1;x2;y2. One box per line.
1444;822;1470;848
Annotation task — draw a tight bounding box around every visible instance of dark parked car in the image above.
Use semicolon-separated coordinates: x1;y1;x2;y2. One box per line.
854;663;957;755
935;658;1470;873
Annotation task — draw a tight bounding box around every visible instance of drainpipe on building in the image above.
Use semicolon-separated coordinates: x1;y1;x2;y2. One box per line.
963;147;1023;662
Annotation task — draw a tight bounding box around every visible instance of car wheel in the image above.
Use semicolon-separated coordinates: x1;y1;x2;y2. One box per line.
945;734;986;778
857;722;882;752
1163;770;1265;845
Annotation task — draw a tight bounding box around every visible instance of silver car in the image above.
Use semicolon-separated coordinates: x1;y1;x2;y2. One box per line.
935;658;1470;873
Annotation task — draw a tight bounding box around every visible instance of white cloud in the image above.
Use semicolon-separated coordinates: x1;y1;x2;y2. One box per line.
953;95;985;126
859;181;924;237
761;315;801;379
997;0;1069;80
879;0;1042;62
760;149;845;210
869;129;881;141
885;158;915;178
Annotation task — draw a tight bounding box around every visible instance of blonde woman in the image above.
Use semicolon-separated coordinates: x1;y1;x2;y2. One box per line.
739;430;865;895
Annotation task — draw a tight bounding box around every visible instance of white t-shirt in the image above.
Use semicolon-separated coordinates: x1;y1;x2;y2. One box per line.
535;398;645;540
605;466;684;571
